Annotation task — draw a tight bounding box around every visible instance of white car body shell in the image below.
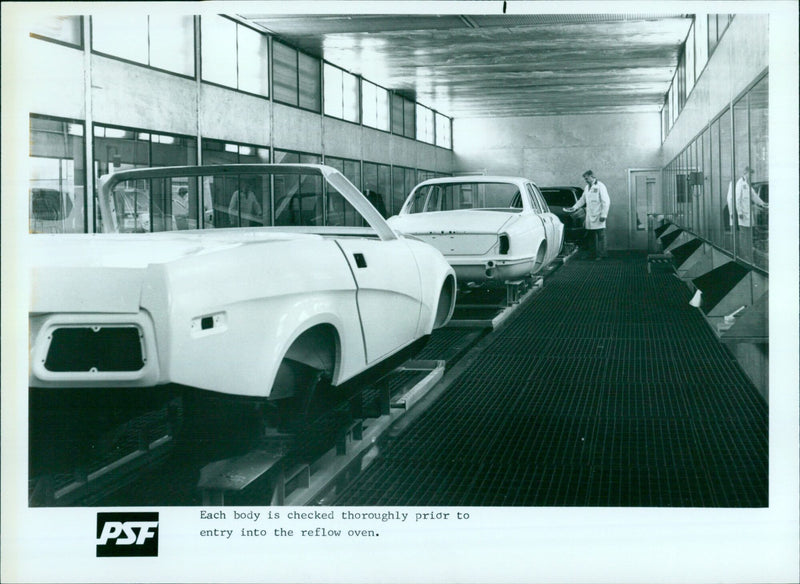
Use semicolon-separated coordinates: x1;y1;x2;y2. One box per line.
388;175;564;282
29;164;456;399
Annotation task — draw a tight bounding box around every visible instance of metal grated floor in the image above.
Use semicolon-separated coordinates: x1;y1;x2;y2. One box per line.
334;253;768;507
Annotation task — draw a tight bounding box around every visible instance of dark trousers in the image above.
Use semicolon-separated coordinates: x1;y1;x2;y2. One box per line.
590;228;607;258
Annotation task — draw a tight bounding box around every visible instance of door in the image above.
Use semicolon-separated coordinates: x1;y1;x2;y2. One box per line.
628;169;661;251
528;184;562;263
335;238;422;364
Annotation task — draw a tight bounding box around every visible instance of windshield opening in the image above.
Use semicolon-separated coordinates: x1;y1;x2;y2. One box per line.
408;182;523;213
101;167;384;236
541;189;578;207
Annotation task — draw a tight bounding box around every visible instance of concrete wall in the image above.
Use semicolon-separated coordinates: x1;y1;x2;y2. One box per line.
200;84;272;146
662;14;768;164
94;55;198;135
453;112;662;250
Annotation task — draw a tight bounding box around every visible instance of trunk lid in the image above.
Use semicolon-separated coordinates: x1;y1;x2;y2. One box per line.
28;229;321;313
388;210;516;255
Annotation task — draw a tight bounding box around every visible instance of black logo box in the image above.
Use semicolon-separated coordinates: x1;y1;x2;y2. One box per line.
96;512;159;557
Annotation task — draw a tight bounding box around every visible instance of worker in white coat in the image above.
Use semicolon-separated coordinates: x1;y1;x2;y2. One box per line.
727;165;767;262
727;166;767;228
565;170;611;260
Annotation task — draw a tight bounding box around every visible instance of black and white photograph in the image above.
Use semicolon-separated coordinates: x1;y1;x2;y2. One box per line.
2;1;798;582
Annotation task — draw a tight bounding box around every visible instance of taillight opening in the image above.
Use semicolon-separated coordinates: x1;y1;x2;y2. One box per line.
499;234;510;255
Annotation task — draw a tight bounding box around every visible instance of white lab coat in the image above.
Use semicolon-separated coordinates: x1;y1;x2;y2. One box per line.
726;176;766;227
571;180;610;230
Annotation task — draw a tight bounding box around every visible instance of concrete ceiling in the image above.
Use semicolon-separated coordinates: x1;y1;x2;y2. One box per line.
240;13;694;119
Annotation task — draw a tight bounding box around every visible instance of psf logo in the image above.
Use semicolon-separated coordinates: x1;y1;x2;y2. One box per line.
96;512;159;557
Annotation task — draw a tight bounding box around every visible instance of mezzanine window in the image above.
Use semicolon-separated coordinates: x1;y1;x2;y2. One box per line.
92;14;194;77
201;16;269;96
30;16;83;47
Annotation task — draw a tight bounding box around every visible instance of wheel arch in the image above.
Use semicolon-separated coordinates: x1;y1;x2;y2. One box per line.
433;273;457;329
532;240;548;273
269;321;342;401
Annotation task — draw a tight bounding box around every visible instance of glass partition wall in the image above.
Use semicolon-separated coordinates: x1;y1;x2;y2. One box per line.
663;74;768;272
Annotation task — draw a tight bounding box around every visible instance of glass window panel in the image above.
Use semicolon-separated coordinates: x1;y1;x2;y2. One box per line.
391;94;404;135
436;113;451;148
342;71;359;123
324;64;343;118
377;164;391;215
376;86;390;131
719;14;731;37
719;109;733;252
700;128;710;239
224;175;269;227
325;157;344;175
709;119;721;246
416;105;434;144
273;41;299;106
95;125;196;230
392;166;406;214
669;81;677;126
201;16;237;88
298;52;321;112
274;150;299;164
150;136;196;167
362;162;389;217
685;23;695;95
342;159;361;190
92;14;148;64
149;15;194;76
708;14;718;54
690;139;702;234
362;162;378;192
237;25;269;96
686;147;693;228
31;16;82;46
273;171;323;226
300;153;321;164
695;14;708;76
326;187;365;227
362;81;377;128
202;139;239;164
749;77;769;181
404;168;416;199
29;116;86;234
403;99;416;138
749;77;769;270
733;96;750;192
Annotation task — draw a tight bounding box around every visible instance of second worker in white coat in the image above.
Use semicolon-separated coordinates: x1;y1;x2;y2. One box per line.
565;170;611;260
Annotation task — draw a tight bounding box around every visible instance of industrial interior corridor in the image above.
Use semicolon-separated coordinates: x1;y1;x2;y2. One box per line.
334;252;768;507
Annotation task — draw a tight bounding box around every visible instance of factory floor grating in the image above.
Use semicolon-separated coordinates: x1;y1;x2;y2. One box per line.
333;252;768;507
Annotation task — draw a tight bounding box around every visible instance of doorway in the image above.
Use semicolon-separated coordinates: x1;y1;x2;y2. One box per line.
628;169;662;251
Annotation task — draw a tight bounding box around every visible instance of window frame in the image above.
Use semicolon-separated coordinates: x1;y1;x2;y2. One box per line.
90;14;196;81
30;15;84;49
199;15;270;99
322;61;361;126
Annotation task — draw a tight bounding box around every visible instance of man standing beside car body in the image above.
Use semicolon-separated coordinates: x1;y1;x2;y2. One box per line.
565;170;611;260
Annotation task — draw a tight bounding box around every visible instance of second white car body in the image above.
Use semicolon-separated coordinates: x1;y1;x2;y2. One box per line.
388;175;564;283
